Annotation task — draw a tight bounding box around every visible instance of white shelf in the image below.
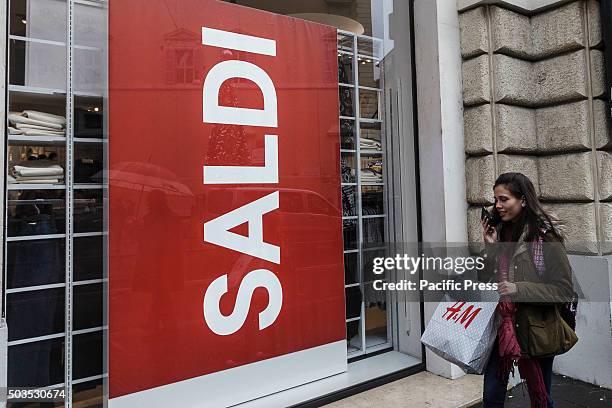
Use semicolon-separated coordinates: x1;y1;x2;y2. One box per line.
363;246;387;252
8;135;66;145
8;84;66;95
74;137;106;143
6;234;66;242
74;184;106;189
9;35;102;52
359;85;382;92
8;183;65;190
360;118;382;124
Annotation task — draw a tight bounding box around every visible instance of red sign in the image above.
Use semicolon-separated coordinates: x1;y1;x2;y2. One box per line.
109;0;344;402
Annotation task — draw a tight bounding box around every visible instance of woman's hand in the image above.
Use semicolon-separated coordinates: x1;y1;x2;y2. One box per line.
498;281;517;296
480;218;497;244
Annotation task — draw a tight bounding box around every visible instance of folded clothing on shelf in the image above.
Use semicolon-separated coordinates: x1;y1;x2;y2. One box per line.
8;111;66;136
23;110;67;126
360;168;383;183
8;177;63;184
360;137;382;150
8;127;23;135
11;163;65;184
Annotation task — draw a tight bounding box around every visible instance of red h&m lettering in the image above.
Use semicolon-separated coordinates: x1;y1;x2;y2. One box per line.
442;302;482;329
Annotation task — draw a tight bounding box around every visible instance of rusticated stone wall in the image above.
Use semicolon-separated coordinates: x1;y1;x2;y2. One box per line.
459;0;611;253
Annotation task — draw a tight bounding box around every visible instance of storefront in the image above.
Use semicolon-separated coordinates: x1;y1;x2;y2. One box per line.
1;0;423;407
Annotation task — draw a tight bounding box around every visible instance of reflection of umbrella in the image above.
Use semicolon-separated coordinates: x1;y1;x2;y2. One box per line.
105;162;194;196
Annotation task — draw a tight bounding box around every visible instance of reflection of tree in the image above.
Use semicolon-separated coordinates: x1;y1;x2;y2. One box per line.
206;83;250;165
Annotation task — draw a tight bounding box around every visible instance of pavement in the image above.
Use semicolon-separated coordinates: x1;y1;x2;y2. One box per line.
323;371;483;408
324;372;610;408
469;374;611;408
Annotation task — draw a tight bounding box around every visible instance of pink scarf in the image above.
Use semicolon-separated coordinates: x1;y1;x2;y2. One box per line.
496;227;548;408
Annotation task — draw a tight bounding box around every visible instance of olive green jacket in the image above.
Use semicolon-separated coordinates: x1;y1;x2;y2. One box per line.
478;224;576;357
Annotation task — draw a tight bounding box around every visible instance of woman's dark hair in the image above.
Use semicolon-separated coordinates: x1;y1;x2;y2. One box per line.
492;172;563;243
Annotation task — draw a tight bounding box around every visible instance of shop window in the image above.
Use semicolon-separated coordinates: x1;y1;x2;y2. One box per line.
4;0;107;398
337;31;390;358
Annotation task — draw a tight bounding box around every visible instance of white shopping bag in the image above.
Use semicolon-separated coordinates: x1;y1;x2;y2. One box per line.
421;292;500;374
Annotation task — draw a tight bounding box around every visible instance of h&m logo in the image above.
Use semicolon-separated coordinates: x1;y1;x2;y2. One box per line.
441;302;482;330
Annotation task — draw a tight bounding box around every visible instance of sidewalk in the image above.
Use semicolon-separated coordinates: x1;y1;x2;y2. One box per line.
469;374;611;408
323;371;482;408
324;372;610;407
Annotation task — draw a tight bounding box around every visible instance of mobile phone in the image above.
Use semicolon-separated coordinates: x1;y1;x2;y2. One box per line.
481;206;500;227
481;206;491;223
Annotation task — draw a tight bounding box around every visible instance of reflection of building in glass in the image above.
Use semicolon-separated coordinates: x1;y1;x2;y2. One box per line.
163;28;202;85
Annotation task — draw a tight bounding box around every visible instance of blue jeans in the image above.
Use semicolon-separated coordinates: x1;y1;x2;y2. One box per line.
483;340;555;407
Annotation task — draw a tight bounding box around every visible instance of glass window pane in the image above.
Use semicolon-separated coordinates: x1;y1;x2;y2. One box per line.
74;142;103;184
75;48;104;96
75;96;104;139
339;87;354;117
337;32;353;53
343;219;358;251
346;321;362;354
74;236;103;281
338;53;353;84
344;252;358;285
7;86;66;143
359;89;380;121
363;248;387;283
345;286;362;320
360;121;382;151
75;1;105;48
364;283;388;348
357;37;382;60
10;0;67;42
341;185;357;217
73;379;103;408
362;185;384;215
74;190;104;233
73;332;103;381
340;119;356;150
363;219;385;248
340;152;356;183
8;338;64;387
7;288;65;341
73;284;103;330
7;144;66;187
358;58;381;89
7;190;66;237
360;154;383;185
7;239;65;289
9;39;66;90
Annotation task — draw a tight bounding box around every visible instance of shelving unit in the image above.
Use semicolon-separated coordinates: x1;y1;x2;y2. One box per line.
338;30;391;359
4;1;106;406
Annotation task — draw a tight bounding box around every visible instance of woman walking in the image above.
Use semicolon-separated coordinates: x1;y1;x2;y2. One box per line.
479;172;577;408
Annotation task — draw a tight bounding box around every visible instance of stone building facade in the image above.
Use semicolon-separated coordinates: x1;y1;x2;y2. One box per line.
460;0;612;254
